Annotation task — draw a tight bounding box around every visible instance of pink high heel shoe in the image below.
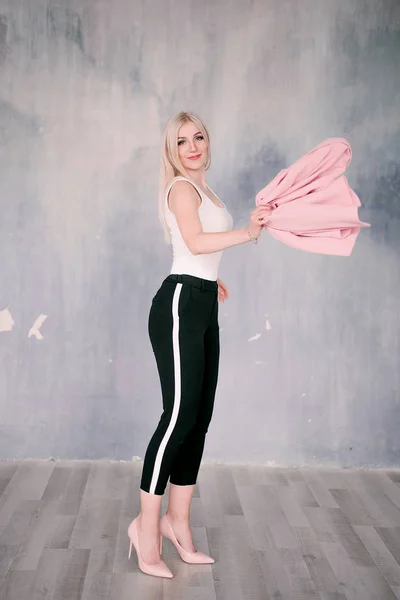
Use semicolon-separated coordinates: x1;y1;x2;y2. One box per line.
160;514;215;564
127;517;173;578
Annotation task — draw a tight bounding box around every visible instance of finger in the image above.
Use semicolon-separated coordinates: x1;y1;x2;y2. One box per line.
257;214;269;223
254;209;270;220
254;207;267;216
252;206;264;216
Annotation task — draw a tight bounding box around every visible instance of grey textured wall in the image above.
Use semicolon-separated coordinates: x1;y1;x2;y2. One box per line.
0;0;399;467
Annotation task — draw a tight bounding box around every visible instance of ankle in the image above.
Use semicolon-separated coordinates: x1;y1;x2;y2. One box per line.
138;513;160;530
166;511;190;524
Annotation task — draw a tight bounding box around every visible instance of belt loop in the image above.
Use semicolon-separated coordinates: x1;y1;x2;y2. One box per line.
177;275;183;283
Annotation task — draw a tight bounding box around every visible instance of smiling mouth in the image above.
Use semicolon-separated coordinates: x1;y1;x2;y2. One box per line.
187;154;201;160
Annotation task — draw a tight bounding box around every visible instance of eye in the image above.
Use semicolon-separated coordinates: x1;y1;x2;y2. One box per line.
178;140;185;146
196;135;204;141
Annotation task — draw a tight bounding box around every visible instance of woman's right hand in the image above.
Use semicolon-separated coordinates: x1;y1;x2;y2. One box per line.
248;205;273;240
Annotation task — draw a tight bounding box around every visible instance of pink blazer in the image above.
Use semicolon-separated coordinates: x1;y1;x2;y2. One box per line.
255;138;370;256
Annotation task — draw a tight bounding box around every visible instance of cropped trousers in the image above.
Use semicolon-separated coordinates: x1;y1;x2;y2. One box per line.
140;274;220;496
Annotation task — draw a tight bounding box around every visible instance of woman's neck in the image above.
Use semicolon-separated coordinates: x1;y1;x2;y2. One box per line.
186;168;206;189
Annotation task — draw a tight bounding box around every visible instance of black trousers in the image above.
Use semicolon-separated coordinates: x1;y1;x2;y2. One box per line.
140;274;220;496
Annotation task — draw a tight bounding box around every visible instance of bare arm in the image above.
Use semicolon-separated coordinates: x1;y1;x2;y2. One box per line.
168;180;271;255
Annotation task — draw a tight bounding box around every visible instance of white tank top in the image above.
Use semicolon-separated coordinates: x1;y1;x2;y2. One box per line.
164;176;233;281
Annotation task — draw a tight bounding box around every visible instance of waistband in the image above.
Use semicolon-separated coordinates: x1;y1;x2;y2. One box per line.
165;274;218;291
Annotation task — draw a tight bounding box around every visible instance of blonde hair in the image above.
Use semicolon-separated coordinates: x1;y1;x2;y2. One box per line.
158;111;211;244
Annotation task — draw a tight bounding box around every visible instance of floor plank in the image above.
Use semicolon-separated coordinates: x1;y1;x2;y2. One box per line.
354;525;400;586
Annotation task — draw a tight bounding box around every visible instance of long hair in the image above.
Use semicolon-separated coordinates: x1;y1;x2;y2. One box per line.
158;111;211;244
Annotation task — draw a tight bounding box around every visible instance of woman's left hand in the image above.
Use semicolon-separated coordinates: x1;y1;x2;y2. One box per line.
217;279;229;302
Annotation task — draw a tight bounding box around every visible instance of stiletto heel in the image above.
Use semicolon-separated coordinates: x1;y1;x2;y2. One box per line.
128;540;132;560
160;514;215;564
127;517;173;578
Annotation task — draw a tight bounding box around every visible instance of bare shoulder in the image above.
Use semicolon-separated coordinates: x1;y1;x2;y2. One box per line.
168;179;201;210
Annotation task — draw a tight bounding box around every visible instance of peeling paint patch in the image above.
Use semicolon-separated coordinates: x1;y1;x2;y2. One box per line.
265;319;272;330
0;308;15;332
248;333;262;342
28;314;48;340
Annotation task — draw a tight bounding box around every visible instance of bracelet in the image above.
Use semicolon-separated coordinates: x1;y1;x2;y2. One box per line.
247;230;258;244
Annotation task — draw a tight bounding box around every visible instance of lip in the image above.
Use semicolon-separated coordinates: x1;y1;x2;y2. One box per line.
187;154;201;160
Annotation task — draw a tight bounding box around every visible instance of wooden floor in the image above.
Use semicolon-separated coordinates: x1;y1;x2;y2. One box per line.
0;461;400;600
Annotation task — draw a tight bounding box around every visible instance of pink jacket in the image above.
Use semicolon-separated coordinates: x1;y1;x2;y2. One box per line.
255;138;370;256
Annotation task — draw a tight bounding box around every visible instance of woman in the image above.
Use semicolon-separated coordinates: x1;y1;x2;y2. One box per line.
128;111;272;578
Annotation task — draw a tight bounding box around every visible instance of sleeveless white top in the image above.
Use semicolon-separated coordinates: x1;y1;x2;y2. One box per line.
164;176;233;281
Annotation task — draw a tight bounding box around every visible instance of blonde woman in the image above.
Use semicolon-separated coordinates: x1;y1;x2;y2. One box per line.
128;112;272;578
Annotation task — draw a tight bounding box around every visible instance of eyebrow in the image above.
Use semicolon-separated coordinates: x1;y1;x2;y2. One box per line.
178;131;202;139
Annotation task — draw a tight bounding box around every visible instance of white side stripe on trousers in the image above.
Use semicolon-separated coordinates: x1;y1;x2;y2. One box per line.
149;283;182;494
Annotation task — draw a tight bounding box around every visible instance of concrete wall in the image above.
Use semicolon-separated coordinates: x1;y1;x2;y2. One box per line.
0;0;399;467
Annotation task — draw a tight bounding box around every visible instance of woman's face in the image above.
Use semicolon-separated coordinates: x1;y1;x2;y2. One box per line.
177;120;208;172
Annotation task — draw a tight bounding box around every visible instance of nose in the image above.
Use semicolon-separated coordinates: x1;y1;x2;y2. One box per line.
188;139;198;153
